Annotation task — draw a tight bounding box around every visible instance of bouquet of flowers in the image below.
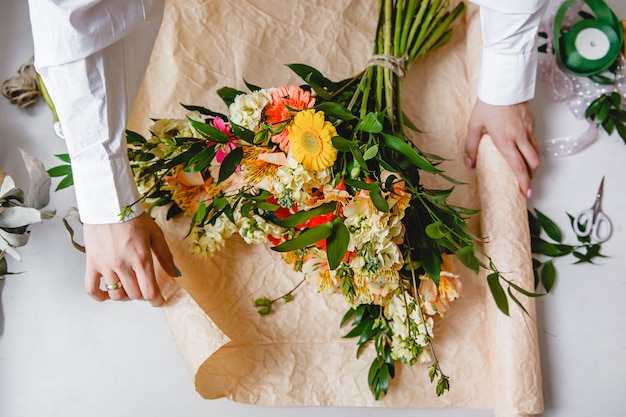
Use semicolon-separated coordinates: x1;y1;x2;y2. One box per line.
127;0;527;399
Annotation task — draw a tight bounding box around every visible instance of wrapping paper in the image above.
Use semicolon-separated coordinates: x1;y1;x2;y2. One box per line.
128;1;543;415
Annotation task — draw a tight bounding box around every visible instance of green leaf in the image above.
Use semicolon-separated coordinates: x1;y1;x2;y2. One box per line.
217;86;245;107
531;238;569;257
314;102;357;121
286;63;336;92
351;145;368;170
357;112;383;133
615;121;626;142
230;122;255;144
194;201;207;225
326;218;350;270
425;221;447;239
527;209;540;237
331;136;356;152
125;130;146;144
487;273;509;315
217;147;243;184
55;175;74;191
188;118;230;143
507;286;530;316
597;100;611;123
382;134;441;173
47;165;72;177
541;260;556;293
363;144;379;161
180;104;226;119
340;307;357;327
272;202;336;227
254;202;280;212
343;178;377;191
370;187;389;213
534;208;562;242
54;153;71;163
186;146;216;172
420;248;441;284
271;222;334;252
455;245;480;274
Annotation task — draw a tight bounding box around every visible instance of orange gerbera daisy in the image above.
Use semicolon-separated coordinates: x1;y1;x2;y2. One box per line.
265;85;316;151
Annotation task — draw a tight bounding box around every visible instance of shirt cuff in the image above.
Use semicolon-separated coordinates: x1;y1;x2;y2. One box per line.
477;48;538;106
72;156;144;224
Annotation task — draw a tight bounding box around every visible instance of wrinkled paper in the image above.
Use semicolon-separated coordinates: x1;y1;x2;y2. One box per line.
128;1;543;416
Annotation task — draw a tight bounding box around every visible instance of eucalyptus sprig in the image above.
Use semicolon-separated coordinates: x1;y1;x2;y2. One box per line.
1;150;53;277
529;208;607;293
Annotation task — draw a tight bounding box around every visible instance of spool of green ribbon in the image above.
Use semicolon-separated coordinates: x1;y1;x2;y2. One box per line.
554;0;623;83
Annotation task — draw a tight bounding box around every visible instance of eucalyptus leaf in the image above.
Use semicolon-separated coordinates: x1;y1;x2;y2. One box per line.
0;238;21;260
19;149;51;210
0;207;42;228
272;202;336;227
0;228;30;247
0;174;17;198
0;256;8;277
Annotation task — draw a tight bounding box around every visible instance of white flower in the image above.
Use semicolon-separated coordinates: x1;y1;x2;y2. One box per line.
273;156;331;205
383;291;435;365
189;214;237;258
228;89;274;131
237;213;283;245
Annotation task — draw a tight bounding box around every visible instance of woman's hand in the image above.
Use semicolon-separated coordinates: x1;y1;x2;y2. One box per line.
465;99;540;198
82;212;178;307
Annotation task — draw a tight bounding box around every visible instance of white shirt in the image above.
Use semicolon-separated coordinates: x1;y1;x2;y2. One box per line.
28;0;548;224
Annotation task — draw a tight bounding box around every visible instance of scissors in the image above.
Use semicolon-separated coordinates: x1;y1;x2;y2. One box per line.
573;176;612;243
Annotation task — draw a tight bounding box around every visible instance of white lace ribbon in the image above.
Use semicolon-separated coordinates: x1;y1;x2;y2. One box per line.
538;1;626;158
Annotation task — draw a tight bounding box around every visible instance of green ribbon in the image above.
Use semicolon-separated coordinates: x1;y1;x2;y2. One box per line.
554;0;623;84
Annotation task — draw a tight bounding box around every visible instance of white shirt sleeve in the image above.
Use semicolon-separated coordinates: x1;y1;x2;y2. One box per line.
470;0;548;105
28;0;164;224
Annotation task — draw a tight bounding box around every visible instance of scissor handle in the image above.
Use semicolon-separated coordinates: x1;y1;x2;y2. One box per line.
591;211;612;243
573;209;594;237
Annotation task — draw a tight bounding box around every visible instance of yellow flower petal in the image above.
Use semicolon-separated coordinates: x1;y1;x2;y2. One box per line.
288;109;338;172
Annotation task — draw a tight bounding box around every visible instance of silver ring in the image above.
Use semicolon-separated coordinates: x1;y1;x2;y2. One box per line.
105;281;123;291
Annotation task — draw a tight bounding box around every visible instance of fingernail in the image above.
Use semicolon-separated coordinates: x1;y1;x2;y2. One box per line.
465;157;473;168
174;266;182;277
526;189;533;199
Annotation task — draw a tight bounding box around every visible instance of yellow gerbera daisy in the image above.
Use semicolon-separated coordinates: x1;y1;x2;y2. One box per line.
288;109;338;172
